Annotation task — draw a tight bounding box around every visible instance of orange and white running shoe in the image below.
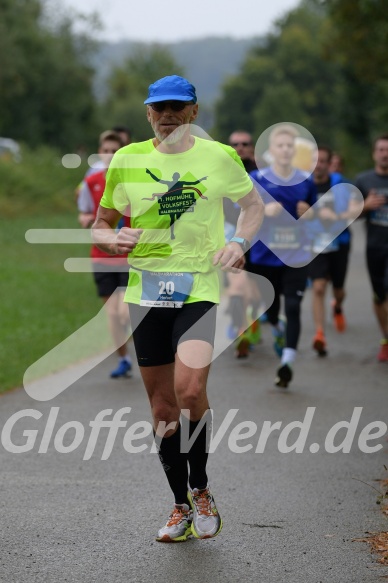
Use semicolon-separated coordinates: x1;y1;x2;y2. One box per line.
156;503;193;542
189;486;223;539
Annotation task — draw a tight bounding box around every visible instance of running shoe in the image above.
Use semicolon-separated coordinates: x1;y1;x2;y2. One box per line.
110;358;132;378
235;331;250;358
156;503;193;542
377;339;388;363
272;319;286;358
332;301;346;333
312;329;327;357
247;319;261;346
275;363;293;389
189;486;223;539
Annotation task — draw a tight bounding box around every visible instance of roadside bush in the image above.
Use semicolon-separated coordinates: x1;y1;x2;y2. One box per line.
0;144;88;217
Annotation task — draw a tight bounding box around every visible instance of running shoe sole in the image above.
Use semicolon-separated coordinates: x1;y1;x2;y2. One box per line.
190;518;223;539
110;370;132;379
156;525;193;543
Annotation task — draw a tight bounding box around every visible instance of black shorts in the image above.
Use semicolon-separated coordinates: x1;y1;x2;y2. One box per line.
129;301;217;367
308;244;350;289
248;263;308;297
92;263;129;297
366;246;388;303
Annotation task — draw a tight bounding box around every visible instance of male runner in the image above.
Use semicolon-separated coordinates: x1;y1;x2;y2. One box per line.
92;75;264;540
309;146;362;356
355;134;388;362
78;130;133;378
249;124;316;388
225;131;261;357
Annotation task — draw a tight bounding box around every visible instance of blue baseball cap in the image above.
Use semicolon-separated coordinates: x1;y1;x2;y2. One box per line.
144;75;197;105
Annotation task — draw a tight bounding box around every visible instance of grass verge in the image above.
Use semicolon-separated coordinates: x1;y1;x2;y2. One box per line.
0;213;106;393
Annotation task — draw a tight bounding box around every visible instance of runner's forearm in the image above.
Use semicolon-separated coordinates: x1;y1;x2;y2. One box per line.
234;189;264;243
92;217;120;255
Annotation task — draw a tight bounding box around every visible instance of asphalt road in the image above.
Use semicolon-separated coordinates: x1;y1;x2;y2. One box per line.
1;221;387;583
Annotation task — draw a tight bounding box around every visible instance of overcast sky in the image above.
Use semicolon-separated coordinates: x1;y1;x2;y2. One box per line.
58;0;301;42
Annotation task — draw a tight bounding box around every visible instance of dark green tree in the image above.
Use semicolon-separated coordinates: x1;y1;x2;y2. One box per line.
322;0;388;84
213;1;345;146
0;0;98;150
321;0;388;144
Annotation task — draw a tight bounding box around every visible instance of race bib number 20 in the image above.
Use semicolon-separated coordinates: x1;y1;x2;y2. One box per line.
140;271;194;308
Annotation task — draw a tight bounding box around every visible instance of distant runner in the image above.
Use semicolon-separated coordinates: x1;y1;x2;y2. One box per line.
355;134;388;362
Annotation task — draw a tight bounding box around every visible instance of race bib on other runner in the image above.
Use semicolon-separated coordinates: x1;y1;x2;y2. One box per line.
313;231;339;254
140;271;194;308
370;206;388;227
370;190;388;227
269;225;300;250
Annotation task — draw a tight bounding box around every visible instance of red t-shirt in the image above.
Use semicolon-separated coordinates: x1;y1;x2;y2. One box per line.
84;170;130;264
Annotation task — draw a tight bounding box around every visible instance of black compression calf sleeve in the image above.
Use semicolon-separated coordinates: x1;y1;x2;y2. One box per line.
155;424;189;505
182;410;213;490
284;294;303;349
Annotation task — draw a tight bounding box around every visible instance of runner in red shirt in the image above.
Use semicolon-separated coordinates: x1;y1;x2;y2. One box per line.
78;131;133;378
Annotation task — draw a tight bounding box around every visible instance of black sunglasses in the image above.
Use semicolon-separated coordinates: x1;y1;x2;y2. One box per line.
149;101;193;112
231;141;252;147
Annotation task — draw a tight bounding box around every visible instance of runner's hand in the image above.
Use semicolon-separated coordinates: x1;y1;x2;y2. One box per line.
265;202;282;217
213;242;246;272
364;189;386;211
319;207;338;221
297;201;313;219
78;213;94;229
114;227;143;255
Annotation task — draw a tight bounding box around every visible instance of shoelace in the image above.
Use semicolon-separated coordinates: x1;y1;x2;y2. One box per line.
166;506;189;526
193;490;213;516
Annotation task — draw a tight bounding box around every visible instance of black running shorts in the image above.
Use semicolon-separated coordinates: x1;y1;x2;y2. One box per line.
308;244;350;289
92;263;129;298
248;263;308;297
129;301;217;367
366;246;388;303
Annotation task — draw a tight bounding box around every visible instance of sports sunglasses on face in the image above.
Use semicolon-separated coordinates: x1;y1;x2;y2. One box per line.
149;101;194;112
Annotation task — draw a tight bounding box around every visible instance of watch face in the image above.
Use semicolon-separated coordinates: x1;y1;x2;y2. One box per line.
231;237;250;253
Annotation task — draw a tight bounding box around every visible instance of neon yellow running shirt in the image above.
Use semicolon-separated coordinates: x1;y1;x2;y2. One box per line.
100;137;253;304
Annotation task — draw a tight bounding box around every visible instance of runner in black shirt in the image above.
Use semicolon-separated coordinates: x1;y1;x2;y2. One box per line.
355;134;388;362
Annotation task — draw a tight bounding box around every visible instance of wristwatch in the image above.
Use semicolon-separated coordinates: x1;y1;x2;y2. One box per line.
229;237;250;253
